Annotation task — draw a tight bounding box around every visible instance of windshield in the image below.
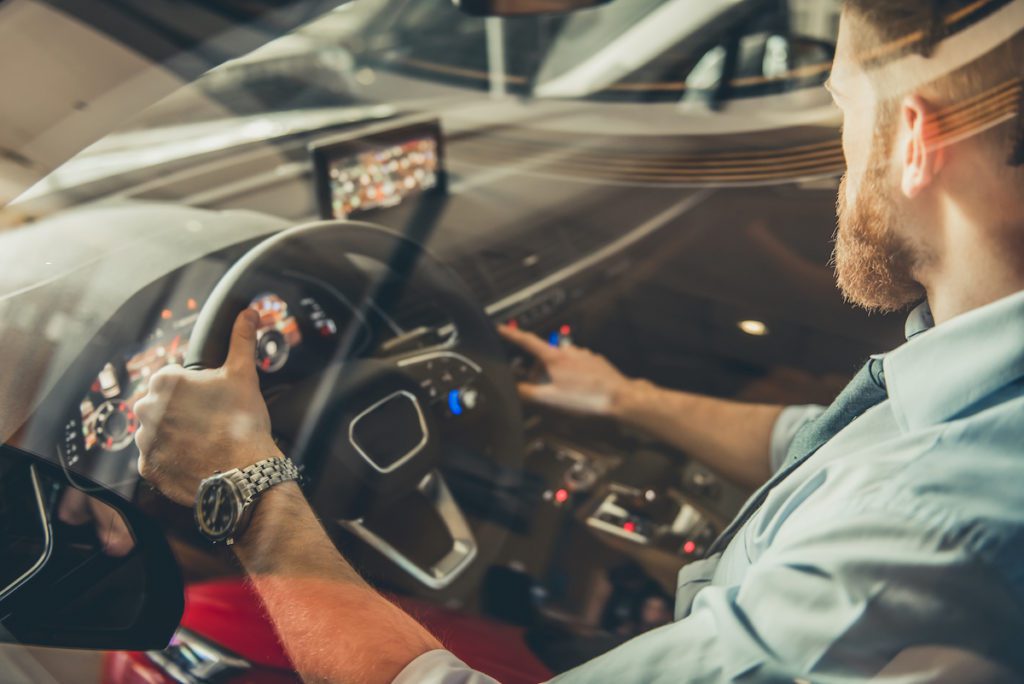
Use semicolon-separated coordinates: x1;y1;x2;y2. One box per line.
13;0;838;208
125;0;836;129
18;1;1024;683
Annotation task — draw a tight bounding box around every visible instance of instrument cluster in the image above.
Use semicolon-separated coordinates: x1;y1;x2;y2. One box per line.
58;278;347;494
61;299;198;487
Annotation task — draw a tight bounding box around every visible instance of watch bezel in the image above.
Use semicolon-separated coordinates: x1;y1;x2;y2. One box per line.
194;472;248;543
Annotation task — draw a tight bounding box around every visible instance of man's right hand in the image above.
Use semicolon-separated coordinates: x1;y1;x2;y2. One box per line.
135;309;281;507
498;324;636;417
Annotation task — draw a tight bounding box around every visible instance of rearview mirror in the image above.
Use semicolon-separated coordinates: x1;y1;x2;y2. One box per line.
0;445;183;650
452;0;614;17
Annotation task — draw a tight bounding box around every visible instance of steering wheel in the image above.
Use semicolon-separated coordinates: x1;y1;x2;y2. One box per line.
185;220;524;590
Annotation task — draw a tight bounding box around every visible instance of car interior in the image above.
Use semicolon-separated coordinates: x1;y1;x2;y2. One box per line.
0;0;910;682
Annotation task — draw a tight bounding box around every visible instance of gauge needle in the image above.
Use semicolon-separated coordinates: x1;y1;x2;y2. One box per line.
212;488;222;522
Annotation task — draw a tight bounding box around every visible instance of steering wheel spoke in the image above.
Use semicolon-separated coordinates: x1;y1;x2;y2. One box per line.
339;470;476;590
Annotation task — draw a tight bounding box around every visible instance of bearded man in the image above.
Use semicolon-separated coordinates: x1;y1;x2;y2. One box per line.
135;0;1024;681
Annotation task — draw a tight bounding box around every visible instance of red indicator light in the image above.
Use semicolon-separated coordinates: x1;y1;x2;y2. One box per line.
554;488;569;504
161;309;173;320
623;521;636;533
507;319;519;330
560;324;571;336
187;298;198;311
683;540;697;555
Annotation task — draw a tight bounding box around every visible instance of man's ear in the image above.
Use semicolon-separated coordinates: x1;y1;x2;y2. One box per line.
899;94;944;199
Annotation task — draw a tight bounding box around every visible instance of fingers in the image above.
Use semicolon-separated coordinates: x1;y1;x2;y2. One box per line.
498;324;557;363
56;489;136;557
516;382;576;410
516;382;611;415
515;381;546;404
135;426;153;474
226;308;260;376
57;487;90;526
88;497;136;557
134;371;176;451
135;366;179;461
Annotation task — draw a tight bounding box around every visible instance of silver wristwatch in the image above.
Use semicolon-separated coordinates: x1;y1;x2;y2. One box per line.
194;457;300;545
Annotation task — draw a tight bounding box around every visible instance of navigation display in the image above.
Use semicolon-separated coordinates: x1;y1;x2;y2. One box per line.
326;137;439;218
311;118;446;220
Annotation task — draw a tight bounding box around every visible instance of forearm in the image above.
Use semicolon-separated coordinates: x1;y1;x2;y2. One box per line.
614;380;783;490
233;481;442;684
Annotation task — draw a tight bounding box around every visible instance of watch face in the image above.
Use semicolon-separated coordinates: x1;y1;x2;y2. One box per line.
196;477;239;541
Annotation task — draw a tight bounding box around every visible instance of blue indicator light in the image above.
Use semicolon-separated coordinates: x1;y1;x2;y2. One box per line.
548;331;561;347
448;389;464;416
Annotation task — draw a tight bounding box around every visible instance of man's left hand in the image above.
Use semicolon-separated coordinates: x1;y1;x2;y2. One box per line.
135;309;282;506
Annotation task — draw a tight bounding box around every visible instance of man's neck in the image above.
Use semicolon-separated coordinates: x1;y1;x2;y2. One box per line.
920;163;1024;325
923;225;1024;326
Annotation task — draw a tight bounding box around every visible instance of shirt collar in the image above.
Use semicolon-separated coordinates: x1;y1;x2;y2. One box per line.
884;289;1024;432
904;301;934;340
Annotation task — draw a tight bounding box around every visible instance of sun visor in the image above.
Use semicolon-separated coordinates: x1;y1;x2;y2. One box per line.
0;0;346;208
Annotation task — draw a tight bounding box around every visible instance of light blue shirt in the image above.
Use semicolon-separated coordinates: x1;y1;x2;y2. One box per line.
396;290;1024;683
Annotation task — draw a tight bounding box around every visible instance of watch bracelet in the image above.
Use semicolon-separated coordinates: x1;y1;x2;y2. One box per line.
236;457;300;503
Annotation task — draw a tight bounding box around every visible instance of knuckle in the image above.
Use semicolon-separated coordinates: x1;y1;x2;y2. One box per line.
134;394;154;416
148;369;178;393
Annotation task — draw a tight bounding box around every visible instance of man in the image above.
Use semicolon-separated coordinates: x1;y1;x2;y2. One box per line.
135;1;1024;681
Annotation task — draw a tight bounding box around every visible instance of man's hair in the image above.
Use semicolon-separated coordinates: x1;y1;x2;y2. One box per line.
844;0;1024;166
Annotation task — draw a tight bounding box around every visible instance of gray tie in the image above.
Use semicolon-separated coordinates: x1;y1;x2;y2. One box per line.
704;357;888;557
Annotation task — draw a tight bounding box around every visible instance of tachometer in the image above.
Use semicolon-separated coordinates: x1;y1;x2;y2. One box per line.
89;400;139;452
62;327;190;474
251;293;303;373
75;362;141;454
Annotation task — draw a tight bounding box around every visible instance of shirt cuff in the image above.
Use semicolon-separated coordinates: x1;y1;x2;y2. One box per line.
769;404;826;474
392;649;502;684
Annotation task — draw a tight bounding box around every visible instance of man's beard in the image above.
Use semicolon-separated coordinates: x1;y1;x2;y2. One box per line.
832;151;926;313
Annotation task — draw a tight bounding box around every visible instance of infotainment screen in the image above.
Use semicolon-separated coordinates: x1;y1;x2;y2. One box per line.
310;118;446;220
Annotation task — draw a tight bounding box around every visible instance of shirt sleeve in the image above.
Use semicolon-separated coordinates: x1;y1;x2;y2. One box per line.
547;500;1023;683
768;404;826;474
392;649;501;684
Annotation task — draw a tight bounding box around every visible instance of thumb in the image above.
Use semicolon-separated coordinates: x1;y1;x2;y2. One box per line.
226;308;260;375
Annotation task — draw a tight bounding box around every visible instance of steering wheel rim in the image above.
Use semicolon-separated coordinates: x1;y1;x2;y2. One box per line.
186;220;524;590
